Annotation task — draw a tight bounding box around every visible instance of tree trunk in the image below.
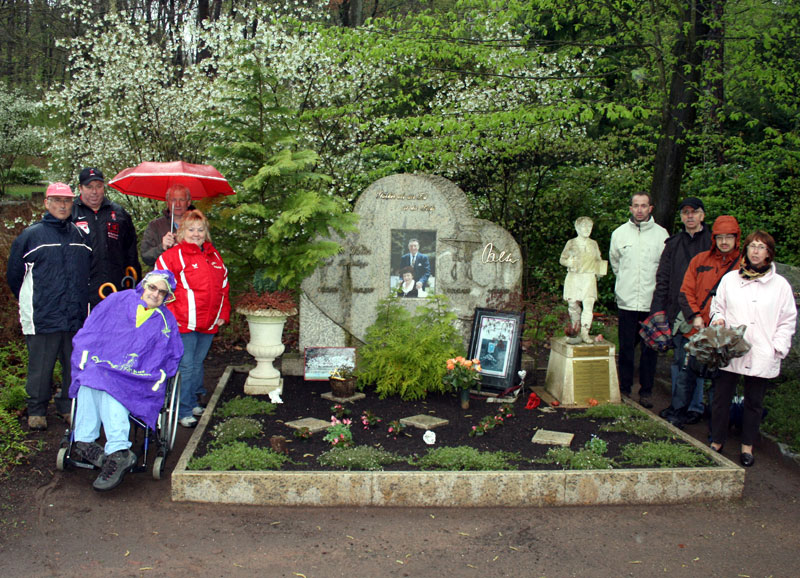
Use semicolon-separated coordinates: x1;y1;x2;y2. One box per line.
650;0;711;231
703;0;726;165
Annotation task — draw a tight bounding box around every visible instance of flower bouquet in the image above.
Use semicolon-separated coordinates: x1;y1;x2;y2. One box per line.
442;356;482;409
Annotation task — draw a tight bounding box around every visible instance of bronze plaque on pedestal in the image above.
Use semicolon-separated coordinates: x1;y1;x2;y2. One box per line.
572;359;611;402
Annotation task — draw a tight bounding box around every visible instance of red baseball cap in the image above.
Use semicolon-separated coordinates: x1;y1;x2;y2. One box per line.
45;182;75;198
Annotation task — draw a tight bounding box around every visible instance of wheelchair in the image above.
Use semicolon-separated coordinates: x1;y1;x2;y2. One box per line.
56;372;181;480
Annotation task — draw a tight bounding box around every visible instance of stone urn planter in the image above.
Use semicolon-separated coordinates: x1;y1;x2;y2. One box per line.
237;306;297;396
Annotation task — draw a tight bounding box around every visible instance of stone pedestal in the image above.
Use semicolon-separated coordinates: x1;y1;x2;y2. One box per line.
545;336;620;406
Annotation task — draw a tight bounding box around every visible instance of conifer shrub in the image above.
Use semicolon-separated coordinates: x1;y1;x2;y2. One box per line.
357;293;463;400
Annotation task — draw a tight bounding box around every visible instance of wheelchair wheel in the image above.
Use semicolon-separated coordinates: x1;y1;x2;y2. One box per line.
56;447;68;471
153;455;166;480
161;372;181;452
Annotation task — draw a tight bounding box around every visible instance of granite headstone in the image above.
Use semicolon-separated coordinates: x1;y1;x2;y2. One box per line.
300;174;523;349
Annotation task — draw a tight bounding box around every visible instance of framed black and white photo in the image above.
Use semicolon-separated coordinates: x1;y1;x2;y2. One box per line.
304;347;356;381
467;308;525;393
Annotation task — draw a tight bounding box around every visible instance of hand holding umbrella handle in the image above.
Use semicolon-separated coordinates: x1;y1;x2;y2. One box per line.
161;231;176;251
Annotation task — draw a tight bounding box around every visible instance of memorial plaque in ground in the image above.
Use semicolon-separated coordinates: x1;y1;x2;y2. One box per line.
300;174;523;349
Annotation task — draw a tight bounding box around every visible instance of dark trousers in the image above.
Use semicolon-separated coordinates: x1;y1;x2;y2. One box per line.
711;370;768;447
25;332;74;416
617;309;657;397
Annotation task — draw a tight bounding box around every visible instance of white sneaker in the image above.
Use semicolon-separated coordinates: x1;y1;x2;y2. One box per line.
192;406;205;417
179;416;198;428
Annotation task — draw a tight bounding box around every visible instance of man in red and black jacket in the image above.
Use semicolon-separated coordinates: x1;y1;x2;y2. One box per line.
72;167;141;308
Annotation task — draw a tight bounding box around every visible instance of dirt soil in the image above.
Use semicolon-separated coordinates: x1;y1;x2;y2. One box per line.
195;370;709;471
2;347;799;577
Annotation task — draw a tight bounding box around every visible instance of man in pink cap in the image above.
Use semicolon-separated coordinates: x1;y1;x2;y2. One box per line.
7;183;91;430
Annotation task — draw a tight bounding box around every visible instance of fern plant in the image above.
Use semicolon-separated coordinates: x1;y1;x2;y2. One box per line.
358;293;463;400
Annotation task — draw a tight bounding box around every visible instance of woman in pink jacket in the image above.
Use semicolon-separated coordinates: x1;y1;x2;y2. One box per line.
709;231;797;467
156;210;230;427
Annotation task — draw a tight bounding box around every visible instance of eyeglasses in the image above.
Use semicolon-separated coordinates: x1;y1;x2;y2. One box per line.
749;244;768;252
47;197;73;205
681;209;702;216
716;234;735;241
144;283;169;298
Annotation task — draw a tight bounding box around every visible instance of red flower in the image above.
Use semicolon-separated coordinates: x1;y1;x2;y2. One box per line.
525;393;541;410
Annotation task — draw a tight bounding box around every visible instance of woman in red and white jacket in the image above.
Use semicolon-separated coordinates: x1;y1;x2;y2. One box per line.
157;210;230;427
709;230;797;467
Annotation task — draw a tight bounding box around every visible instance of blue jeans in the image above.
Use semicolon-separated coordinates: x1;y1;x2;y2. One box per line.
670;333;705;414
74;386;132;455
178;332;215;419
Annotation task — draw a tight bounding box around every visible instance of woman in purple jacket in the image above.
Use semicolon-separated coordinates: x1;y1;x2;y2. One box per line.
68;270;184;491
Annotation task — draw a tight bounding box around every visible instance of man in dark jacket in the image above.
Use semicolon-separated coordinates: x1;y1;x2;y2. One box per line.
400;238;431;290
663;215;741;428
7;183;92;430
72;167;141;308
650;197;711;422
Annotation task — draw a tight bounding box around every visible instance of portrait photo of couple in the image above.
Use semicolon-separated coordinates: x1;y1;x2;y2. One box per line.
390;230;437;298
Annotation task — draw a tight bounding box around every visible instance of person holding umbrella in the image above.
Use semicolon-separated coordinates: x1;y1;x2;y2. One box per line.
156;210;230;427
708;231;797;467
72;168;142;308
139;184;192;266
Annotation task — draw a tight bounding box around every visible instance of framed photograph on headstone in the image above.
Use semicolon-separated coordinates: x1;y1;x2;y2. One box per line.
390;229;437;297
304;347;356;381
467;308;525;393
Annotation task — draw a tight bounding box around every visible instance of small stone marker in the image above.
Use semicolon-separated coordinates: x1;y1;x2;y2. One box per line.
321;391;366;403
285;417;331;434
399;414;449;430
531;429;574;446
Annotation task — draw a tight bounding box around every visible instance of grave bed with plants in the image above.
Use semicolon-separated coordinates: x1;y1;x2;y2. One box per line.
188;371;716;473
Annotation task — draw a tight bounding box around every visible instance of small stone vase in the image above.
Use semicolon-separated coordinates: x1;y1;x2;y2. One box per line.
459;388;470;410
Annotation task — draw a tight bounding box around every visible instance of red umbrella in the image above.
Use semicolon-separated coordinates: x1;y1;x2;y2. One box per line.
107;161;235;201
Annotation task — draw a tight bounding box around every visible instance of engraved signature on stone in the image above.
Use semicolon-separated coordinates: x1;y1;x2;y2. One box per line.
481;243;519;264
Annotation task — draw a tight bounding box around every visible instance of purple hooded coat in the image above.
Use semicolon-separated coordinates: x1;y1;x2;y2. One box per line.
69;274;184;429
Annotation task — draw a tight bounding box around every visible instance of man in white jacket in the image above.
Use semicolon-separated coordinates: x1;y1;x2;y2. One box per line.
609;193;669;407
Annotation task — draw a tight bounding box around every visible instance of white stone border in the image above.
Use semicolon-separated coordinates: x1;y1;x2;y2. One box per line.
171;367;744;507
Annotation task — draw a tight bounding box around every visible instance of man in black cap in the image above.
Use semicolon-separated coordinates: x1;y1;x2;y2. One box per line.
649;196;711;422
72;167;142;308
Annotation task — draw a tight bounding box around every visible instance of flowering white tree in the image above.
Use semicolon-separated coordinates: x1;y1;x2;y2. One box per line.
0;84;44;195
44;13;213;182
45;1;612;274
